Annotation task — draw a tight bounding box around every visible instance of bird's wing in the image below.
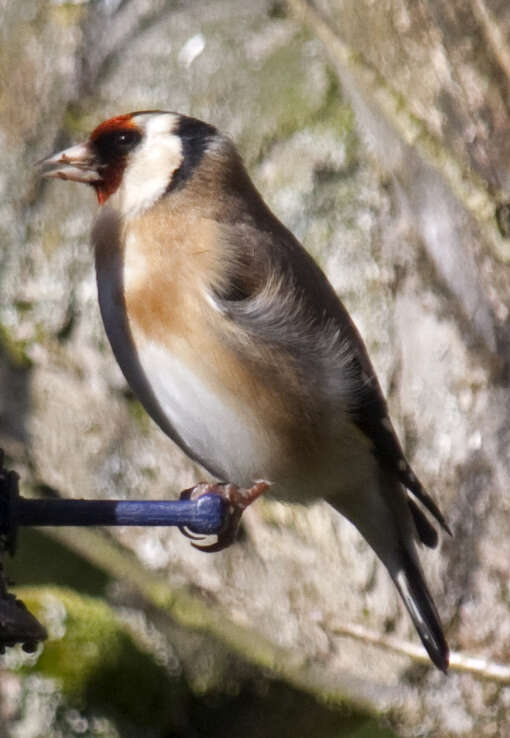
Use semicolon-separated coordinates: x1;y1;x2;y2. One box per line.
215;212;450;536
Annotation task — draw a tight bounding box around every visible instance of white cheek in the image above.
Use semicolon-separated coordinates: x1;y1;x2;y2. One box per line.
120;134;182;217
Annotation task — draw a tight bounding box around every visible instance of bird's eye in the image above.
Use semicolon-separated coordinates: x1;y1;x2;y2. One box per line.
93;128;142;162
112;130;141;152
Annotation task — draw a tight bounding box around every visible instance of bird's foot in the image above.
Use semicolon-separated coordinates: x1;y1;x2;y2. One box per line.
179;480;270;552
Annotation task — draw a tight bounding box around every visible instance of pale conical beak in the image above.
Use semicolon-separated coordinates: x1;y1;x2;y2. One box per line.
37;142;103;184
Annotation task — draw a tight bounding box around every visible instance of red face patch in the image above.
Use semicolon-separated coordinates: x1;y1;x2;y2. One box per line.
90;113;138;142
89;114;141;205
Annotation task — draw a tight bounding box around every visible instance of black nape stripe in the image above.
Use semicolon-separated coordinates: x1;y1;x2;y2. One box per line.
166;115;218;194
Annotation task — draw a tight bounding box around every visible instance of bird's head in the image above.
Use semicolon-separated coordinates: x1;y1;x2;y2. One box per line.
39;111;221;215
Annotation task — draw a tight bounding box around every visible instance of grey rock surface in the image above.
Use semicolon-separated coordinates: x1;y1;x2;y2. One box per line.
1;1;509;735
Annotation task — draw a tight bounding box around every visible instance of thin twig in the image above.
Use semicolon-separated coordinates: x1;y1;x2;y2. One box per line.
330;620;510;682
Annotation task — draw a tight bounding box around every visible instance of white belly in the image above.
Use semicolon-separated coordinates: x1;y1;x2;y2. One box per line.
127;328;274;485
96;265;273;484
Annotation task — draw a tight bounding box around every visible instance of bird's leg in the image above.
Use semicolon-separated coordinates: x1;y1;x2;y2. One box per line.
179;480;270;552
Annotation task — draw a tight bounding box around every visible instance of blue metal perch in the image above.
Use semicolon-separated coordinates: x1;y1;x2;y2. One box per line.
0;450;240;653
0;450;268;651
13;494;226;532
0;456;228;557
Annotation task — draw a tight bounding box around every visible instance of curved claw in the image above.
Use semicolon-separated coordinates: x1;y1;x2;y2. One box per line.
191;539;231;553
190;508;243;552
179;487;194;501
178;525;206;542
178;480;270;552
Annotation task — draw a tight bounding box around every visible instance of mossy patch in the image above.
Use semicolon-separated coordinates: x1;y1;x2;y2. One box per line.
16;586;185;730
0;322;33;369
11;586;398;738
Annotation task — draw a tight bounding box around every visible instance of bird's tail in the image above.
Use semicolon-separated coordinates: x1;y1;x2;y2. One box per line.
334;478;449;672
391;545;449;672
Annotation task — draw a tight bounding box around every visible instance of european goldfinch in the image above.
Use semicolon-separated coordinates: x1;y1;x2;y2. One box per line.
40;111;450;671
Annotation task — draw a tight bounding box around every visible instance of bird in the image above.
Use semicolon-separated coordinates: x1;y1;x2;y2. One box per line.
39;110;450;671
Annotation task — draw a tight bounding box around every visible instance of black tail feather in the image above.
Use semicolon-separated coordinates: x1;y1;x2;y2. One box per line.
402;473;452;537
408;498;438;548
394;546;449;672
